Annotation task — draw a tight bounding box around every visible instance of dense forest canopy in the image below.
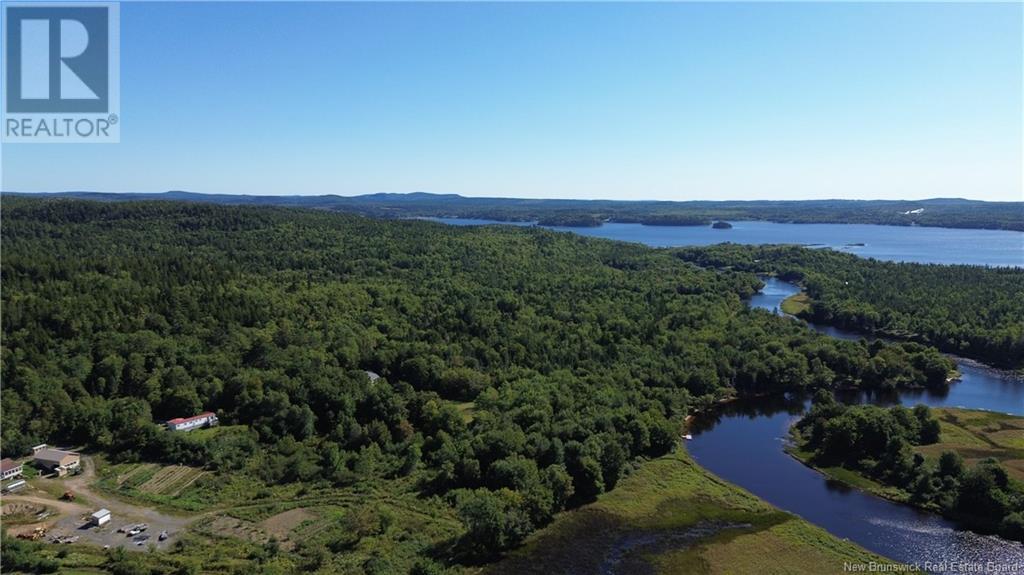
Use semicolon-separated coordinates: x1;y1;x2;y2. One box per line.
674;244;1024;369
8;191;1024;231
2;199;956;558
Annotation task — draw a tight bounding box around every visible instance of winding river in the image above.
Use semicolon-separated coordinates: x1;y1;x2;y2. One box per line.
430;218;1024;569
688;278;1024;571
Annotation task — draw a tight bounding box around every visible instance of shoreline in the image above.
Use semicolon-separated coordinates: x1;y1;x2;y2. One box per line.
762;280;1023;375
783;408;1024;546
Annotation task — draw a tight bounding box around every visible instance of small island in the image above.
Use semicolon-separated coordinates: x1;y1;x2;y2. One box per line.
711;221;733;229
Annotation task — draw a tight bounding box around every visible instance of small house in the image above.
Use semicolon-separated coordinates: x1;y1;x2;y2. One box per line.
1;458;23;480
166;411;218;432
90;509;111;527
33;448;80;475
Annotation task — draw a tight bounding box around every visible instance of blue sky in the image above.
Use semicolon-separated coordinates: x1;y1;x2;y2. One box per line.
2;1;1022;201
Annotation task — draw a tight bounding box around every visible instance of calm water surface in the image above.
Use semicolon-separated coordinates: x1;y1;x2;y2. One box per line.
689;398;1024;572
428;219;1024;267
688;277;1024;571
432;217;1024;568
751;278;1024;413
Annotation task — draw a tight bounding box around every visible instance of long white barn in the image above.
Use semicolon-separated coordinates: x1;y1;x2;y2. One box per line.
166;412;218;432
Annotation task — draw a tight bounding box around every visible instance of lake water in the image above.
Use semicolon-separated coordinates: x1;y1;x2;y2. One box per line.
688;277;1024;572
427;218;1024;267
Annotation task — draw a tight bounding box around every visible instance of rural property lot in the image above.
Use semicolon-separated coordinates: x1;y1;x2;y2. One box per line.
2;456;192;551
916;408;1024;481
116;463;208;498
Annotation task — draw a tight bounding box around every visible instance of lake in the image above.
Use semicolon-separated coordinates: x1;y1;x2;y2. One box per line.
427;218;1024;267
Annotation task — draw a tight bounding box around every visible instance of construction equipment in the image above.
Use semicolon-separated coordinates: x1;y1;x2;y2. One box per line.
60;491;75;501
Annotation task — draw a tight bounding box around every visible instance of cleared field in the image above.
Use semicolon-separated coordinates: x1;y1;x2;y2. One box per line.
260;508;315;538
484;450;891;575
115;463;160;487
97;461;216;511
196;515;272;546
138;465;207;497
92;457;466;572
914;408;1024;481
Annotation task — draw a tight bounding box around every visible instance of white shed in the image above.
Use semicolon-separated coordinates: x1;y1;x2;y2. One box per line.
90;509;111;526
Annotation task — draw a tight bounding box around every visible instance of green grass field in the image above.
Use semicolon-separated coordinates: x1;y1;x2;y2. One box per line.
780;293;812;316
918;408;1024;482
483;450;893;575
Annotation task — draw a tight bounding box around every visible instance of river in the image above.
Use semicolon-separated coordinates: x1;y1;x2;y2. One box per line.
430;217;1024;569
688;278;1024;571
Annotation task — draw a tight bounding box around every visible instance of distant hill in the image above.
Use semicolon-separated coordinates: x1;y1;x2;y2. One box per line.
3;191;1022;231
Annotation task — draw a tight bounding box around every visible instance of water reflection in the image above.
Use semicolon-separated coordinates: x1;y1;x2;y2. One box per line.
750;277;1024;416
689;398;1024;572
689;278;1024;571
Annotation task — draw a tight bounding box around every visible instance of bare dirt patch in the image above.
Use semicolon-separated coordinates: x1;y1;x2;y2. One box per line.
260;508;316;542
989;429;1024;450
1001;459;1024;482
3;501;48;518
201;515;271;545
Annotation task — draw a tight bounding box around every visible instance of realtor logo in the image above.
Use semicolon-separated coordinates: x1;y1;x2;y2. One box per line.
2;2;120;142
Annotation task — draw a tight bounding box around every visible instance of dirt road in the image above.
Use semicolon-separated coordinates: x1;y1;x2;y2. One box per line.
2;456;193;551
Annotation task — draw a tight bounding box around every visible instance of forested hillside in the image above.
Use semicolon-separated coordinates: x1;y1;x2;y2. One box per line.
1;199;954;567
12;191;1024;231
674;244;1024;369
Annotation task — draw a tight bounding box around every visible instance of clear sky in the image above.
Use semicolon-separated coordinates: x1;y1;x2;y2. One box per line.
2;1;1022;201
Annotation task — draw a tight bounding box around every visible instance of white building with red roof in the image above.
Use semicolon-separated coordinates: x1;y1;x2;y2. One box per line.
166;411;218;432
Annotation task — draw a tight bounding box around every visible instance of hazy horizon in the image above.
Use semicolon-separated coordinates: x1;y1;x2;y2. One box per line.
8;188;1024;203
8;189;1024;204
2;2;1022;202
